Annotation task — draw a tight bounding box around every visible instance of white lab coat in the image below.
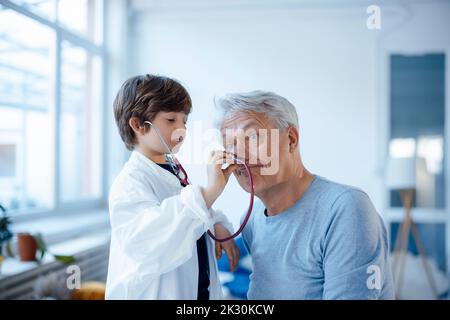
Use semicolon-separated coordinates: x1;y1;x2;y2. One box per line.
106;150;232;300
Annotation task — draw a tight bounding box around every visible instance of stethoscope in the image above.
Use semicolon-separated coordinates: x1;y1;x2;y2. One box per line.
143;120;255;242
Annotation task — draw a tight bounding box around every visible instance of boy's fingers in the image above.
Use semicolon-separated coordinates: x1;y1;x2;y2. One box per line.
224;164;239;180
224;164;239;174
213;154;235;165
230;246;238;271
231;246;238;271
229;242;240;272
209;151;236;165
223;243;234;271
215;242;222;260
208;151;222;163
234;246;240;270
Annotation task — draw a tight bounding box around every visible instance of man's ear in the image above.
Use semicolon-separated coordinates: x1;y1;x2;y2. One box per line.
287;126;299;152
129;117;145;135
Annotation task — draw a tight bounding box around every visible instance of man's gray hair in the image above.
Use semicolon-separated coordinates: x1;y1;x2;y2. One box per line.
215;90;299;129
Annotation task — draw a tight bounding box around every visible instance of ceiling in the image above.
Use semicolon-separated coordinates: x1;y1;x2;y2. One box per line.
129;0;449;12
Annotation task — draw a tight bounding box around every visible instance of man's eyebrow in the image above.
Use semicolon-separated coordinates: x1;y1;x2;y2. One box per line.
221;121;262;139
223;121;262;132
242;121;262;131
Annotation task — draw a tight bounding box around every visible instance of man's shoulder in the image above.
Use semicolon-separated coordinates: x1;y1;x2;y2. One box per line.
313;176;368;205
312;176;378;224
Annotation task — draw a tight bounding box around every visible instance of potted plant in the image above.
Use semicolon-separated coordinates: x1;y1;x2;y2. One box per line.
0;204;14;274
0;204;75;267
14;232;75;264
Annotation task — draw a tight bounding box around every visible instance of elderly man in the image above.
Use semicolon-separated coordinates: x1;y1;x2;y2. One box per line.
216;91;394;300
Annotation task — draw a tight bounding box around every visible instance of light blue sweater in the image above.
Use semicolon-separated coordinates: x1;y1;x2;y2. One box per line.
242;175;395;300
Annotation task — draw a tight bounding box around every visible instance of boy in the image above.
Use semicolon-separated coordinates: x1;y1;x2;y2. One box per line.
106;74;239;299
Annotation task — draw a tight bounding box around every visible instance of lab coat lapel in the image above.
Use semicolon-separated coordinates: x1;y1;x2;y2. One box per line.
131;150;182;189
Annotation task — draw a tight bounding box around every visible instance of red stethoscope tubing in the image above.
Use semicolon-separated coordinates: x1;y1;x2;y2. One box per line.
176;159;255;243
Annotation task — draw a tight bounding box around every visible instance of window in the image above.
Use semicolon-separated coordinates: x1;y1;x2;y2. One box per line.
389;54;446;209
57;0;103;43
13;0;56;18
0;7;55;212
60;41;102;202
11;0;103;43
0;1;104;215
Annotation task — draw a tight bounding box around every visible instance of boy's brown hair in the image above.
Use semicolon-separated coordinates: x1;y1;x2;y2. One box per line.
113;74;192;150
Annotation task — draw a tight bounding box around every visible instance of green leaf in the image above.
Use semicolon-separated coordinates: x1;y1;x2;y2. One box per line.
5;241;14;258
33;233;47;252
53;255;76;264
33;233;47;261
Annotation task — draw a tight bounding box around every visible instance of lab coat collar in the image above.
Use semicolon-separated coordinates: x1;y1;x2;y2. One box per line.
130;150;182;189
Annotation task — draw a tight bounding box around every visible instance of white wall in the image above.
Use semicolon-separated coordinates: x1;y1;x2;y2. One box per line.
127;0;450;228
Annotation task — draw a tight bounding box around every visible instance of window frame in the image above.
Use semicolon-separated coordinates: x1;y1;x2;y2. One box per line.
388;53;447;210
0;0;107;222
377;47;450;278
381;50;449;223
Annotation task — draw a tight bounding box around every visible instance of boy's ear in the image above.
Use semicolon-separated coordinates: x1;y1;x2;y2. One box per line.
129;117;145;135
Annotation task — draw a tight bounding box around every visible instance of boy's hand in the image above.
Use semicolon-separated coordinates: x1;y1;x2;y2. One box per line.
214;224;240;272
201;151;239;208
207;150;239;194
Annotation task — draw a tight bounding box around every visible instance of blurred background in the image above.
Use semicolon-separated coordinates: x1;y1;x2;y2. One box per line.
0;0;449;300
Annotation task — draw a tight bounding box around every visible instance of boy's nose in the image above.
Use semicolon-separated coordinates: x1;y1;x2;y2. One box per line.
172;127;186;143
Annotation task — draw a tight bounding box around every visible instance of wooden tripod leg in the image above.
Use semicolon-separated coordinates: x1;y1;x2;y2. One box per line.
392;216;407;276
410;221;439;298
395;215;412;299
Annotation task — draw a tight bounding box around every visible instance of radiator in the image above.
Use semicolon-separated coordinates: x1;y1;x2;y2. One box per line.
0;243;109;300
